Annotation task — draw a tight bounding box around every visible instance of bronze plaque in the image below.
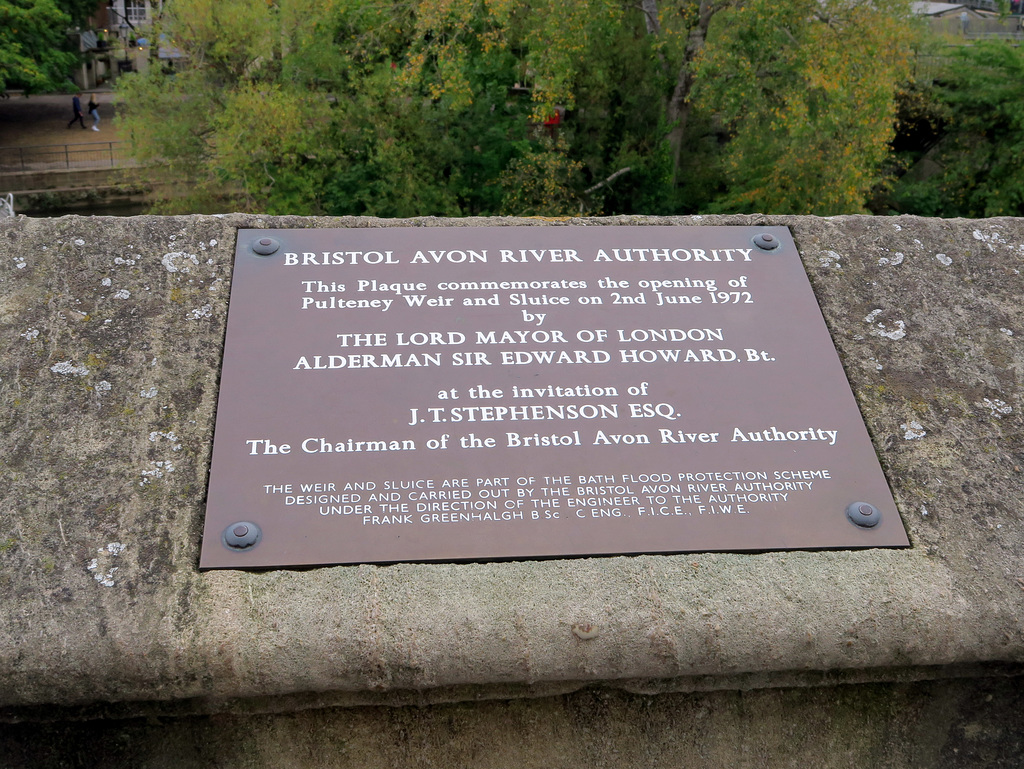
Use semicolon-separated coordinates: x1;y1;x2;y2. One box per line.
199;226;908;569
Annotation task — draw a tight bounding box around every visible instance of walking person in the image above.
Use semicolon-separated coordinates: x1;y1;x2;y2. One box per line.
88;94;100;131
67;93;86;130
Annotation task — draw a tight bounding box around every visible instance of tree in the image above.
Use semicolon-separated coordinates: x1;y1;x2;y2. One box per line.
118;0;674;215
889;41;1024;217
690;0;917;214
118;0;918;216
649;0;736;185
56;0;100;26
498;138;590;216
0;0;77;93
395;0;715;199
118;0;525;214
116;0;316;212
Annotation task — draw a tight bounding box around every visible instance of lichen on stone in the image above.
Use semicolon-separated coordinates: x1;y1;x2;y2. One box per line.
901;420;926;440
50;361;89;376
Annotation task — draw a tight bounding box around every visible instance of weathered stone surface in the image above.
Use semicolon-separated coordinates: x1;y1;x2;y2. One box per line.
3;676;1023;768
0;214;1022;719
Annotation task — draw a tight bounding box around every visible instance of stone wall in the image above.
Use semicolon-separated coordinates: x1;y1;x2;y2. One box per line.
1;214;1022;766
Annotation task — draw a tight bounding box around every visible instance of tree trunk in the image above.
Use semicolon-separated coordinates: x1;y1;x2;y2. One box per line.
662;0;727;185
641;0;661;35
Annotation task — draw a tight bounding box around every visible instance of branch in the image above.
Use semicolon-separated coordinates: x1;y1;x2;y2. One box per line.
107;5;137;33
639;0;661;35
584;167;631;195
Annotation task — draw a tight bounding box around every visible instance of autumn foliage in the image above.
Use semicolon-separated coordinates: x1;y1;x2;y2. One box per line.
116;0;923;216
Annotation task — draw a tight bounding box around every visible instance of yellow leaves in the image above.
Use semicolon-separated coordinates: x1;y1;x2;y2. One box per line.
694;0;917;214
213;84;332;171
394;0;626;116
399;44;475;109
397;0;511;111
434;48;475;108
167;0;278;72
485;0;517;18
498;143;591;216
397;50;426;93
479;28;503;53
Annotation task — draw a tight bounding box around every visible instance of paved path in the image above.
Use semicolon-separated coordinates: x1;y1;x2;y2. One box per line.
0;91;123;149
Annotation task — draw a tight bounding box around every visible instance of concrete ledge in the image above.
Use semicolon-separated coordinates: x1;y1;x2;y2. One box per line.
3;676;1023;768
1;214;1022;719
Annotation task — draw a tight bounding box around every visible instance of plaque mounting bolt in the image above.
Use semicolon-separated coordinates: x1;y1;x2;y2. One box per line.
846;502;881;529
752;233;780;251
251;237;280;256
223;521;262;550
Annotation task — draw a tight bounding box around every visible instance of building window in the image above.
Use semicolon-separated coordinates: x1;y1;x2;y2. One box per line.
125;0;147;24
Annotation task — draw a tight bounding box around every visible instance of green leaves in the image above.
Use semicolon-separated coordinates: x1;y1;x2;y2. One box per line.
0;0;77;92
912;42;1024;217
498;139;590;216
692;0;916;214
115;0;932;216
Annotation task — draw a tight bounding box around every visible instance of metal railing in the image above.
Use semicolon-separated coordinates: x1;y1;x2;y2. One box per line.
0;142;130;173
963;30;1024;40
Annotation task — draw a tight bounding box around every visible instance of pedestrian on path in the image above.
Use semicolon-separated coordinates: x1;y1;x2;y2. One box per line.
67;93;86;130
88;94;100;131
